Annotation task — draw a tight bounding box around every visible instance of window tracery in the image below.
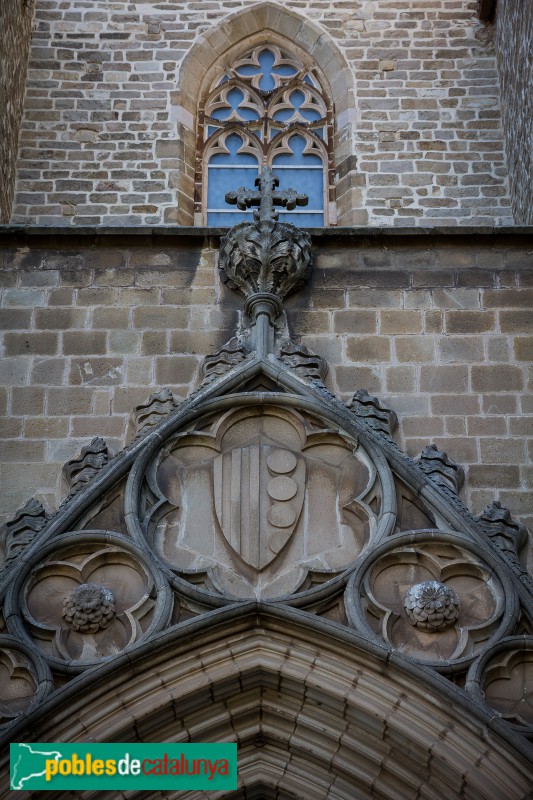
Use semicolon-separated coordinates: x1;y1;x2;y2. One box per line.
198;45;333;226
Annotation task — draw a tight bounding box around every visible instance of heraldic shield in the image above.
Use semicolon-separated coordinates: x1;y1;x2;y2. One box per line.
213;443;306;571
150;405;381;599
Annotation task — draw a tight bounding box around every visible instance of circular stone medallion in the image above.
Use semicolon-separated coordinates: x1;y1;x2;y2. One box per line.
267;449;297;474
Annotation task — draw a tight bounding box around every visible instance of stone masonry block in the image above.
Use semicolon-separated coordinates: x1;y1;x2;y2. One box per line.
467;465;520;488
62;331;107;355
46;388;94;415
11;387;46;416
482;394;518;414
347;290;402;309
500;310;533;333
334;365;383;395
471;365;524;392
31;358;68;386
2;441;46;462
0;309;32;329
438;337;484;363
92;307;131;329
467;416;507;436
346;336;391;363
513;337;533;360
142;332;168;356
445;311;496;334
482;289;533;308
479;438;526;464
133;307;189;329
420;366;469;393
35;308;88;330
289;311;330;336
380;310;422;334
155;356;199;385
71;416;128;438
386;366;416;393
395;337;435;363
4;332;59;356
333;310;377;335
24;417;70;439
69;358;124;386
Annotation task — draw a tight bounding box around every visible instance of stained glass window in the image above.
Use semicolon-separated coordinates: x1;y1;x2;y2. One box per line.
199;46;331;226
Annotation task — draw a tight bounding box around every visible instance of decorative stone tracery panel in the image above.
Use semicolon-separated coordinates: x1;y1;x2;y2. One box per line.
346;532;517;671
0;636;52;728
5;533;172;671
136;404;392;600
467;636;533;735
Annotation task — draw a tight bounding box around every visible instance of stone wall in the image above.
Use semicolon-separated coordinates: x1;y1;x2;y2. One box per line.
494;0;533;225
9;0;513;227
0;0;34;223
1;228;531;531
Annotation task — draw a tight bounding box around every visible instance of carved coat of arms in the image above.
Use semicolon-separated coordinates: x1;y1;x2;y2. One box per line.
213;444;306;570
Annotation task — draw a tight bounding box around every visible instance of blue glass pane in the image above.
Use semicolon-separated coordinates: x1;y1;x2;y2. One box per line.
208;210;255;226
272;108;291;123
207;125;219;137
208;165;259;208
275;64;298;77
272;135;322;166
274;167;323;209
278;212;324;226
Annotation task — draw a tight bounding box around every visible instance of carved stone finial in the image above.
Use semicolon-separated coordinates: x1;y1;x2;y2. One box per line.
418;444;465;494
130;388;178;439
63;437;109;499
404;581;460;632
219;219;312;303
0;498;49;574
476;501;528;568
347;390;397;438
62;583;116;633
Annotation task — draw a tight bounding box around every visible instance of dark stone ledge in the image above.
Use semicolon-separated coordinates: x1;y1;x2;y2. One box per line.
0;224;532;247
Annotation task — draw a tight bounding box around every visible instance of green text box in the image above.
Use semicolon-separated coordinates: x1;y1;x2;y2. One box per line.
11;742;237;791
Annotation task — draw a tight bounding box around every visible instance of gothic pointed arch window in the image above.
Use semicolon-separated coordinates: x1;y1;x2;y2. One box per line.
197;45;334;226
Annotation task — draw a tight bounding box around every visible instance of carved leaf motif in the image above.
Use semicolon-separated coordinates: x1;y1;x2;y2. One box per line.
203;337;247;382
476;501;528;568
130;388;178;439
279;341;327;381
417;444;465;494
0;499;48;575
219;219;312;300
347;390;397;438
63;437;109;499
